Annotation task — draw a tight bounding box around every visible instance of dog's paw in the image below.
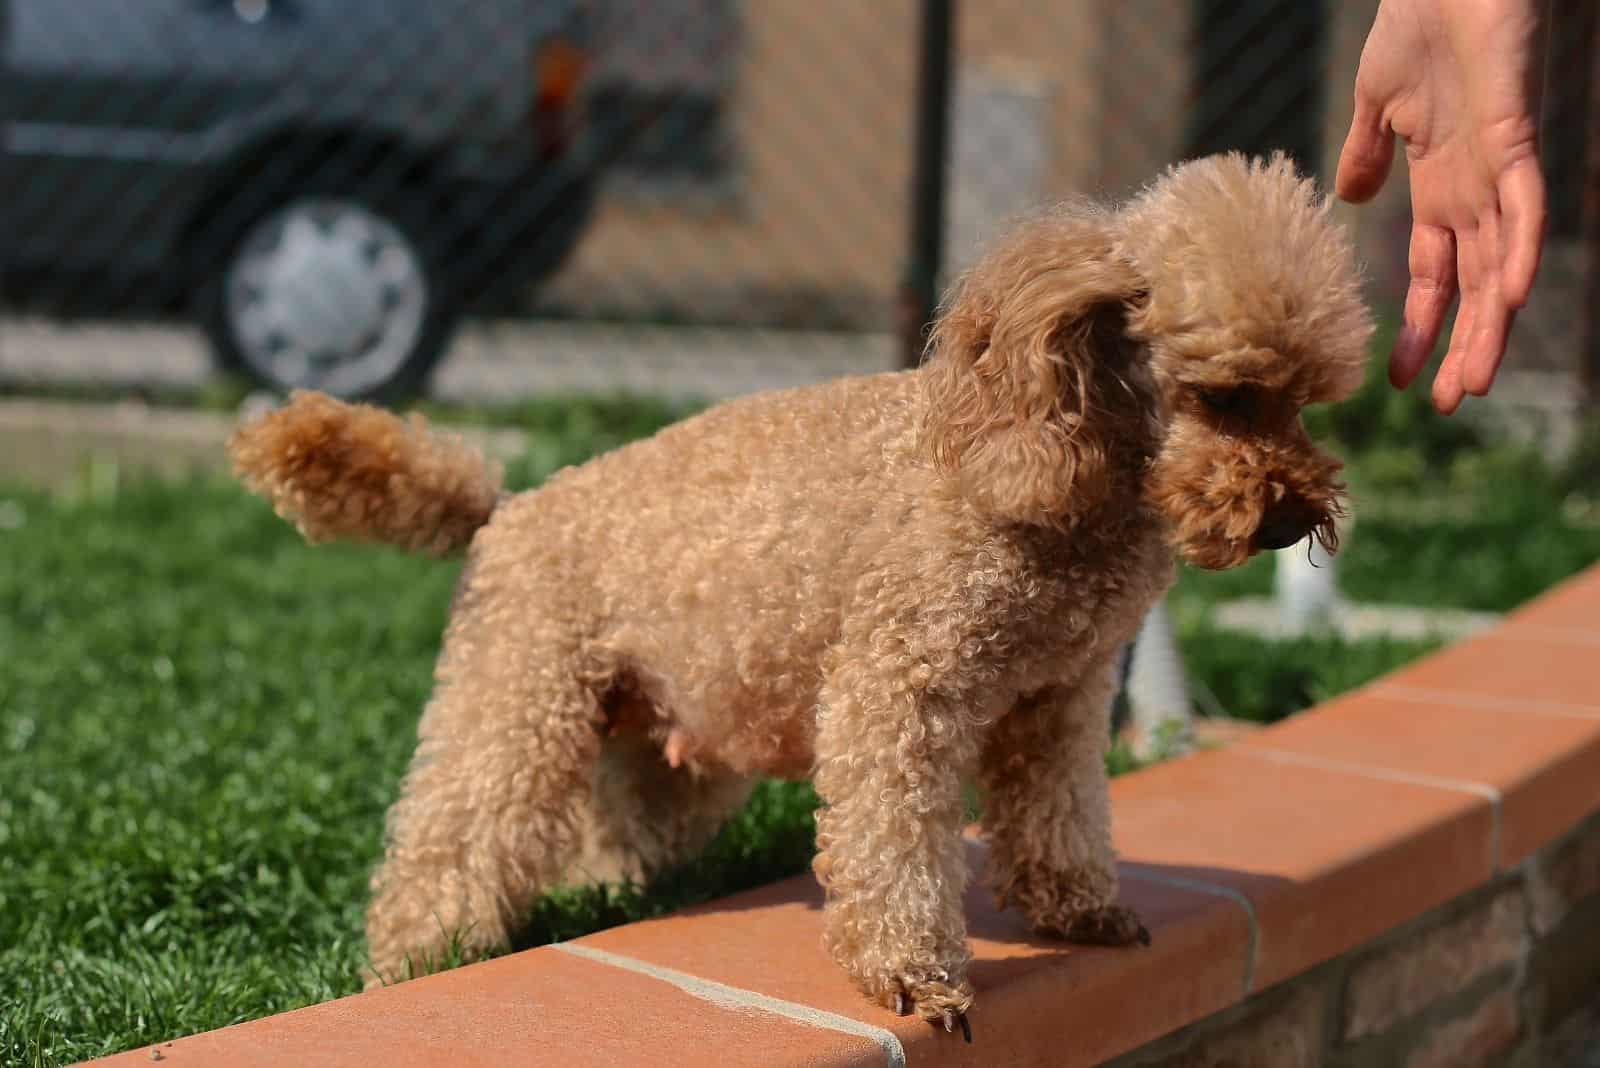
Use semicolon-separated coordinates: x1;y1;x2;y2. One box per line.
1050;904;1151;947
880;975;974;1042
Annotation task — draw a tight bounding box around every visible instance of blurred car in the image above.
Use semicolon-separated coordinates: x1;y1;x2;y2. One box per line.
2;0;600;398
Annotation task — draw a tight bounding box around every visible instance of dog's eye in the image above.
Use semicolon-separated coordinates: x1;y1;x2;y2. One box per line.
1198;387;1251;415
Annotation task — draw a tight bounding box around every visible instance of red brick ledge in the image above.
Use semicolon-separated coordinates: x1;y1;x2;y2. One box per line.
81;565;1600;1068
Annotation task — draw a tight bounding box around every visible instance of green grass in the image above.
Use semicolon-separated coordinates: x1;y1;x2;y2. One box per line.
1;479;447;1064
1167;497;1600;725
0;474;824;1065
1167;502;1600;725
1178;623;1442;724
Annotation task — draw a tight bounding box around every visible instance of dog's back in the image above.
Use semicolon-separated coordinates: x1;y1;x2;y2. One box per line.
231;372;940;772
478;369;934;773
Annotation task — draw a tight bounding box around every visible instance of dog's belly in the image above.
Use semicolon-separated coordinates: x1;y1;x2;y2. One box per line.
597;604;831;780
602;665;820;780
590;534;853;778
707;690;820;779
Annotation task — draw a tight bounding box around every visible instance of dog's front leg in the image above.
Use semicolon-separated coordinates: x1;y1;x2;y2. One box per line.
978;657;1148;946
811;651;979;1036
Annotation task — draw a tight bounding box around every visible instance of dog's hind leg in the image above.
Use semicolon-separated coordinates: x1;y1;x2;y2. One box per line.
978;656;1148;947
563;732;755;889
362;592;605;987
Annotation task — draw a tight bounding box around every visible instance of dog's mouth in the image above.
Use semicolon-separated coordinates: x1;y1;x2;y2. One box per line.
1160;484;1341;572
1181;513;1336;571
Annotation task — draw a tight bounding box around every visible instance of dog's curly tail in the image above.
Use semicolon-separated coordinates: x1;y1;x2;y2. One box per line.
228;390;504;558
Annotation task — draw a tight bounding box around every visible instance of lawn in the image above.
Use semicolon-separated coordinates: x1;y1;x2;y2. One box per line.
4;376;1598;1065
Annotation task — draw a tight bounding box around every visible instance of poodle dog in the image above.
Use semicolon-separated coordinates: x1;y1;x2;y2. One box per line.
228;152;1371;1035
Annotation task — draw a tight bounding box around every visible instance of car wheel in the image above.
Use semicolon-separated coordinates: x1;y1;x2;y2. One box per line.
198;194;457;401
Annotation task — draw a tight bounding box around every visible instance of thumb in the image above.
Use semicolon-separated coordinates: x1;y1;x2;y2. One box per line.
1335;94;1395;204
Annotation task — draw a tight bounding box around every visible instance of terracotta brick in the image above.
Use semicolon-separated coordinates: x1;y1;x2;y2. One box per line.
1240;690;1600;868
1400;987;1521;1068
1383;633;1600;715
1527;813;1600;935
1125;979;1327;1068
571;838;1254;1068
1110;747;1496;992
1340;886;1527;1041
1504;565;1600;633
78;944;882;1068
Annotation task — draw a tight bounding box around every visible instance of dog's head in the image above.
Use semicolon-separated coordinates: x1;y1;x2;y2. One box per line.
921;152;1372;569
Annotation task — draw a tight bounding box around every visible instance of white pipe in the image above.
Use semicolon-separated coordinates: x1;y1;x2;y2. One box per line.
1125;598;1193;755
1274;538;1340;633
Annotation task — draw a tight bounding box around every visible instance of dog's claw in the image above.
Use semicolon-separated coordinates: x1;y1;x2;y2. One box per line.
1138;924;1152;947
940;1009;971;1042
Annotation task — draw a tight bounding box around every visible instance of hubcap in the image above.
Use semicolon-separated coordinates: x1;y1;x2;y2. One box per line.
225;198;428;396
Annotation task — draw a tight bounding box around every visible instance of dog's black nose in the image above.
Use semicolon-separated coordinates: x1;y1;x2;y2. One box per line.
1254;510;1309;551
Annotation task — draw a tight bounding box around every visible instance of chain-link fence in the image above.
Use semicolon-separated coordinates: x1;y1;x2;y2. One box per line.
1;0;1595;428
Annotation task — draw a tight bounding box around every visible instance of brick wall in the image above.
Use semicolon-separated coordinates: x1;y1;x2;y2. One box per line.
1110;809;1600;1068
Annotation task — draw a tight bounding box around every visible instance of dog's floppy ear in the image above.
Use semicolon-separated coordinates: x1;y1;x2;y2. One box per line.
920;204;1147;527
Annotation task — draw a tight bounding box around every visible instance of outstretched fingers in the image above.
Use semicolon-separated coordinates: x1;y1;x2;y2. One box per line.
1454;161;1547;398
1392;223;1457;392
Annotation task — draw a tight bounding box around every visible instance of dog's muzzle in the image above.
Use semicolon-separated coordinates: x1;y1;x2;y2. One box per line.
1253;499;1317;552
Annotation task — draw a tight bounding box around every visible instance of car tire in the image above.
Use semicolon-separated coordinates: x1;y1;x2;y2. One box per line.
195;188;459;402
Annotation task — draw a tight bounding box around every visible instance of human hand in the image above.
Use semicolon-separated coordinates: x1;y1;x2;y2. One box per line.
1335;0;1548;414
